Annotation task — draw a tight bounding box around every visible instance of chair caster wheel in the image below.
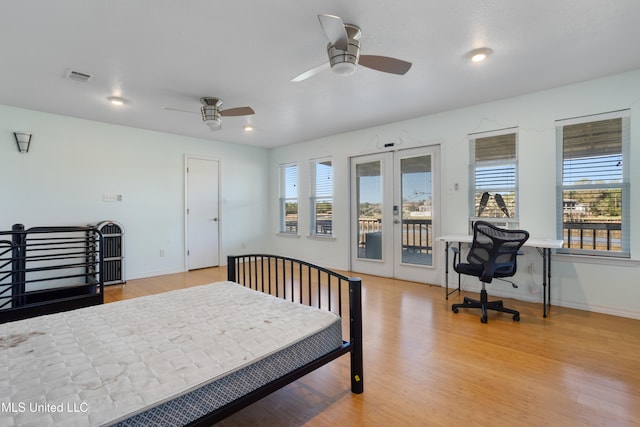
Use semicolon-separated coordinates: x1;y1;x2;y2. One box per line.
481;315;488;323
513;314;520;321
452;307;458;313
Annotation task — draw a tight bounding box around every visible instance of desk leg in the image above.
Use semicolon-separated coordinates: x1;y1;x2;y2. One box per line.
538;248;552;318
445;242;449;300
546;248;552;317
543;248;547;317
457;243;461;294
445;242;461;300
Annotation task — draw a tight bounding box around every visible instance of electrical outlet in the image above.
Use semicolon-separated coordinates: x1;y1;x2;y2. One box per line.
527;262;534;274
160;249;165;257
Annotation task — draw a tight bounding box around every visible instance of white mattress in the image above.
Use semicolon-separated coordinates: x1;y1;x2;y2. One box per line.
0;281;342;426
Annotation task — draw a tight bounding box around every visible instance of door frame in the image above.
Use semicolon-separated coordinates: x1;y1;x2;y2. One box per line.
184;154;221;270
349;145;441;283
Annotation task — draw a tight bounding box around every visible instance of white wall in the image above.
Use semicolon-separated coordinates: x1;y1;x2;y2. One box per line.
3;69;639;319
0;105;271;279
269;69;640;319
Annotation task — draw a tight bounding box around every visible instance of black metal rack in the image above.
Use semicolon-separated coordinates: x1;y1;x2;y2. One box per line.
0;224;104;323
94;220;125;285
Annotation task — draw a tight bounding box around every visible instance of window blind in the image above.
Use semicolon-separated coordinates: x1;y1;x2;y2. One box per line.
474;133;517;191
312;160;333;197
283;164;298;198
562;119;622;185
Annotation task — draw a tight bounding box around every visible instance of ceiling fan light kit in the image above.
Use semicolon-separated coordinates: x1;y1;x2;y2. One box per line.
327;24;361;76
201;105;222;129
200;97;223;129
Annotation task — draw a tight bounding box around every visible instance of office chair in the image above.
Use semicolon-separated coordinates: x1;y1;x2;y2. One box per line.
451;221;529;323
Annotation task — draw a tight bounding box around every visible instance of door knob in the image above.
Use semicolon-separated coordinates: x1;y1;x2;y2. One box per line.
210;218;218;222
393;219;400;224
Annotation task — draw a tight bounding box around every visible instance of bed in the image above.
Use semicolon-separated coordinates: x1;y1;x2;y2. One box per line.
0;254;363;426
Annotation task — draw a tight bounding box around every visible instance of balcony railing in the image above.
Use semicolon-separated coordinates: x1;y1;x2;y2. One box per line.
402;219;433;253
563;221;622;251
358;218;433;254
294;218;619;254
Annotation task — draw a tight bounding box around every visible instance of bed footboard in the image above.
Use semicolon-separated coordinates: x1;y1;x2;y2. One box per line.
227;254;363;394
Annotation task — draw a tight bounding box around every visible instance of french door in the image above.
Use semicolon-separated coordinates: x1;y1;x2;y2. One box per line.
350;146;440;284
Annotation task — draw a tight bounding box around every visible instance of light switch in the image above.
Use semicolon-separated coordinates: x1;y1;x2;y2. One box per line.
103;193;123;202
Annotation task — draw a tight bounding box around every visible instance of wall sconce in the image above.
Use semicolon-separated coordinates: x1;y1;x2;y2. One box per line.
14;132;32;153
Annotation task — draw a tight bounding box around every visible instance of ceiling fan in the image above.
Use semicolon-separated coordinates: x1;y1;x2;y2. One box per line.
292;14;412;82
163;97;254;130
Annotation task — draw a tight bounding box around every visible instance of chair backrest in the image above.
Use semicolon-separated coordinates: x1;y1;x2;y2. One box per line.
467;221;530;281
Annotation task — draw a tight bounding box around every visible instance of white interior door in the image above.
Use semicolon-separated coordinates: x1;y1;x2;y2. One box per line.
186;156;220;270
350;146;441;284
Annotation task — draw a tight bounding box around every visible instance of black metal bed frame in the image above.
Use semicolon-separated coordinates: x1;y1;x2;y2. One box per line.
0;245;361;424
0;224;104;324
187;254;364;426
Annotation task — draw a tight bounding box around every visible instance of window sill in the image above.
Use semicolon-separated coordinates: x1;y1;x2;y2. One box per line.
307;234;336;241
276;233;301;239
554;253;640;267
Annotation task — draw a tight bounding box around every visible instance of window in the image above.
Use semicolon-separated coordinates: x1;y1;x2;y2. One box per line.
469;129;518;225
556;111;630;257
310;158;333;236
279;163;298;234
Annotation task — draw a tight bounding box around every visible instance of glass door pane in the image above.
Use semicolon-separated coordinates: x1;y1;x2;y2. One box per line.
400;154;433;266
350;147;439;283
356;160;383;260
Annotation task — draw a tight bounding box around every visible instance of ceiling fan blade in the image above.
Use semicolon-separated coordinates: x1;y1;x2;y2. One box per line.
318;14;348;50
359;55;412;75
291;62;330;82
161;106;198;114
219;106;255;117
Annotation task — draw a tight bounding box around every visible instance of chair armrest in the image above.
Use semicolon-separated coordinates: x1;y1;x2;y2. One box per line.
449;246;460;266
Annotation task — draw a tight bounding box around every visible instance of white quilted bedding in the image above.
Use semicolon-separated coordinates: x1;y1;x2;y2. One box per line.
0;281;341;426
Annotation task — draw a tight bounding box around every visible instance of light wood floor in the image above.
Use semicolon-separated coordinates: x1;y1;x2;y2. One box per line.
105;268;640;427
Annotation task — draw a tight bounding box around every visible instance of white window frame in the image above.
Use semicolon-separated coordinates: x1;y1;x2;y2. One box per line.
555;110;630;257
279;163;298;234
309;157;333;237
468;128;519;229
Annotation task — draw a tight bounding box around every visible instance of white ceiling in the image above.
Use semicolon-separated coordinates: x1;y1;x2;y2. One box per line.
2;1;640;149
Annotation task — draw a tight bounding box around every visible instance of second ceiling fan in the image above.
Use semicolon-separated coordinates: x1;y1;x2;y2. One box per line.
292;14;412;82
163;97;254;130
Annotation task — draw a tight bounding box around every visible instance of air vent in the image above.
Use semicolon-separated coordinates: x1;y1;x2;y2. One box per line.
65;69;93;83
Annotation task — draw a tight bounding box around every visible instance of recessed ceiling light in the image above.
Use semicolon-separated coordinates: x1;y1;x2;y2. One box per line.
466;47;493;62
107;96;127;106
243;125;254;132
